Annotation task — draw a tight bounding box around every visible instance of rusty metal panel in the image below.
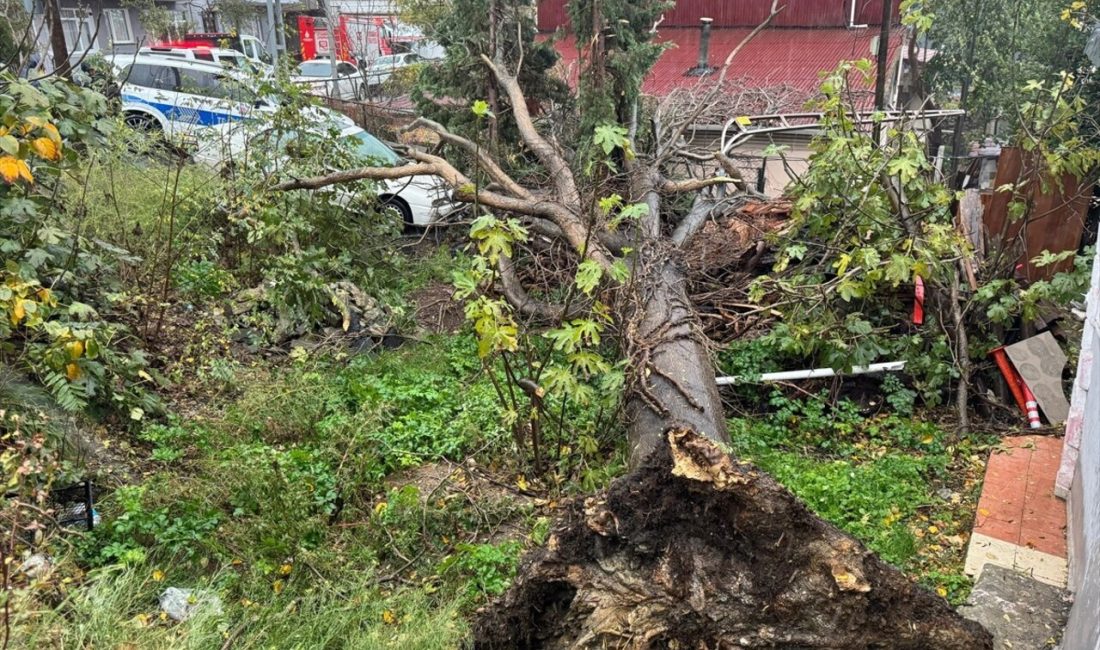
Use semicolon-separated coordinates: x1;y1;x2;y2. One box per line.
537;0;569;31
982;146;1089;281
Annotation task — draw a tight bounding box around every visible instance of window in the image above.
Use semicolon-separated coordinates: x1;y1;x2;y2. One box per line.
177;68;225;98
60;8;95;53
337;62;357;76
122;64;178;91
166;10;189;39
104;9;134;44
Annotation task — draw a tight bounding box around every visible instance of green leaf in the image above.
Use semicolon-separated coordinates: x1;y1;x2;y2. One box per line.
575;259;603;295
0;135;18;155
471;99;493;118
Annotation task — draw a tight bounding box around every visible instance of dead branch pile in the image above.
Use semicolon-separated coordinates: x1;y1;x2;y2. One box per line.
681;200;792;343
473;429;992;650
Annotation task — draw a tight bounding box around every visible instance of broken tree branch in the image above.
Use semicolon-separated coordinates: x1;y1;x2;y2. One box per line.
404;117;533;201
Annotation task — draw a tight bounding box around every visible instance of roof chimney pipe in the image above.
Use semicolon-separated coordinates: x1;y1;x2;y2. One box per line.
687;17;715;76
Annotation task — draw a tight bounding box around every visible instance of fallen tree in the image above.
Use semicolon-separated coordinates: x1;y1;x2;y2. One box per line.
269;0;991;643
473;429;993;649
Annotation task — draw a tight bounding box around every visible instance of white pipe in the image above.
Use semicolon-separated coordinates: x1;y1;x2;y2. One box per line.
715;361;906;386
849;0;868;28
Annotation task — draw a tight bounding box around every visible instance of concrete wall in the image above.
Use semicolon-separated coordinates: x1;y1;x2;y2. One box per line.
1059;241;1100;650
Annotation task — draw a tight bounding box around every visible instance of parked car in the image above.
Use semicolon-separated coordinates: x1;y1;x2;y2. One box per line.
106;54;352;144
292;59;365;101
139;46;253;70
192;120;461;227
360;52;421;88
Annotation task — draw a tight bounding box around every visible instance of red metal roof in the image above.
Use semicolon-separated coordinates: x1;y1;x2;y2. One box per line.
546;27;905;107
537;0;903;31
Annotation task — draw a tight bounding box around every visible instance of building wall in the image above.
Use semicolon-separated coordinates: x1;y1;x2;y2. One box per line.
1059;241;1100;650
537;0;903;31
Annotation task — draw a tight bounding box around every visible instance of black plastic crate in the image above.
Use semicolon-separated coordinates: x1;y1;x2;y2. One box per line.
50;480;98;530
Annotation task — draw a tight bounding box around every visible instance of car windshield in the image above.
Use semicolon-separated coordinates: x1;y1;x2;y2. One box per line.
297;61;336;77
344;130;400;165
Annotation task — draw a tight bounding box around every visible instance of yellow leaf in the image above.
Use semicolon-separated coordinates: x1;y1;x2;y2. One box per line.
382;609;398;625
65;362;81;381
279;563;293;576
0;156;32;184
272;579;284;594
373;501;388;516
10;300;25;324
978;508;991;517
928;525;939;534
67;340;84;360
31;137;60;161
735;115;752;126
936;587;948;598
515;475;529;491
152;569;165;582
42;123;61;145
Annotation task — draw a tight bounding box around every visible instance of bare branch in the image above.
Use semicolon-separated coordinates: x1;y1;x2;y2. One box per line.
480;53;583;210
656;0;784;160
659;176;740;194
498;256;584;320
404;117;532;200
671;196;719;246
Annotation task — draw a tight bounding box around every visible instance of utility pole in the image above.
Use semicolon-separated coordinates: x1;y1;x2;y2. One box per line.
44;0;69;77
274;0;286;59
872;0;893;141
264;0;278;65
320;0;337;80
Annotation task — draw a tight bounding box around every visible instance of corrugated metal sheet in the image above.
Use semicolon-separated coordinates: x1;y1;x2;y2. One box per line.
537;0;568;32
548;26;904;104
537;0;902;30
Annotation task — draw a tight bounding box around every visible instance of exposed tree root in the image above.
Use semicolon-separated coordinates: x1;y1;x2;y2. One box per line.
473;429;992;650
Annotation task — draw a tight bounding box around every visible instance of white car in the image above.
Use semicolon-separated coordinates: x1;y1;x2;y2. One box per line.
193;121;460;227
139;46;253;70
292;59;365;101
360;52;421;88
106;54;350;143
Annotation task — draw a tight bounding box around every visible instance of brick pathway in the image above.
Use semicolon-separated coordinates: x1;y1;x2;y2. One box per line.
964;435;1068;587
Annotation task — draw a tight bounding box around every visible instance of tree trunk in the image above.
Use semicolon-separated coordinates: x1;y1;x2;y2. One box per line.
622;247;729;465
473;429;992;649
44;0;69;77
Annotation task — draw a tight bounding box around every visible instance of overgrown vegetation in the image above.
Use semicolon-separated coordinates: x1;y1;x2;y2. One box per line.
3;0;1097;645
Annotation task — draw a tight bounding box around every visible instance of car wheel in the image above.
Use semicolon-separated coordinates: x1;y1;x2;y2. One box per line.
124;112;160;134
380;195;415;231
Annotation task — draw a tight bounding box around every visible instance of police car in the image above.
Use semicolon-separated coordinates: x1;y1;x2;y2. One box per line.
105;54;350;144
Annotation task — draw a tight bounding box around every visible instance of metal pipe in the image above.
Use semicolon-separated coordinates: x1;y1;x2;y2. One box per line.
849;0;868;28
697;17;713;71
715;361;906;385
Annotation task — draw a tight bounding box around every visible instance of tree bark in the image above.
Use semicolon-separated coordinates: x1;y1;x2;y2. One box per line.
473;429;992;649
622;247;729;464
44;0;69;78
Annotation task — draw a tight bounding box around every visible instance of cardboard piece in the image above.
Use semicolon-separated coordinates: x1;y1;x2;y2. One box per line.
1005;332;1071;424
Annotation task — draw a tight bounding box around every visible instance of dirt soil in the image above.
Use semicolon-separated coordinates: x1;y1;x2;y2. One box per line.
473;429;993;650
412;281;465;334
